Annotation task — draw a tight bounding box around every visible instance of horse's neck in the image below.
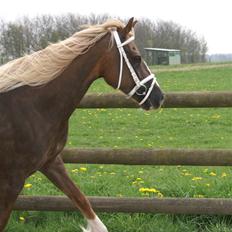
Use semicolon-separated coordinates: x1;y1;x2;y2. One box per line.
37;35;108;122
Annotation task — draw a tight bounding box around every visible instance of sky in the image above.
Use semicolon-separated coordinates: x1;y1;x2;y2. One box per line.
0;0;232;54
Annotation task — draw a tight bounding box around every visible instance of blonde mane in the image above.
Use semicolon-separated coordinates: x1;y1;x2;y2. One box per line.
0;19;125;93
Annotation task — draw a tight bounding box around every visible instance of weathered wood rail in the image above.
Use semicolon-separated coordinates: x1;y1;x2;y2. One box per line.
14;91;232;214
15;196;232;215
61;148;232;166
78;92;232;108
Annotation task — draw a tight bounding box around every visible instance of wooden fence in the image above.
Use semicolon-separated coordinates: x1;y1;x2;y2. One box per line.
78;92;232;108
14;91;232;215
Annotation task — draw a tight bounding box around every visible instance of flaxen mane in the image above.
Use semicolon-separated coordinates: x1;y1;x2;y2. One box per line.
0;19;125;93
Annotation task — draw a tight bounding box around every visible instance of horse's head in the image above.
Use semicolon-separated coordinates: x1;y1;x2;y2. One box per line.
102;17;164;110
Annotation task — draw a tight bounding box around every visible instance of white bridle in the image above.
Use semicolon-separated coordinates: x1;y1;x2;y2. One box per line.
112;30;158;105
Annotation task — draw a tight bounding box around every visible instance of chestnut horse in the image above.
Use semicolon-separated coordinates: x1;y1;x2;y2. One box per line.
0;18;164;232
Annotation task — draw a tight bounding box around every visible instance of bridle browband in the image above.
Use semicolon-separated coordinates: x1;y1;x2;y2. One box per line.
112;30;158;105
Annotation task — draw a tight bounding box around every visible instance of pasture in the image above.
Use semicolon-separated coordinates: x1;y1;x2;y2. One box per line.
7;63;232;232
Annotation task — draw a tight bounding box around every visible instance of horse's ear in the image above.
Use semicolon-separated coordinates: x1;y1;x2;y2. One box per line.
121;17;136;36
133;20;138;27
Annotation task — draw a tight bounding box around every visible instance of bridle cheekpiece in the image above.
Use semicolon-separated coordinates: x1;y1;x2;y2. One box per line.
112;30;158;105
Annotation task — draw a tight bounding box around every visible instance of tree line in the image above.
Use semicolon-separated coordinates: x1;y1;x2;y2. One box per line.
0;14;207;64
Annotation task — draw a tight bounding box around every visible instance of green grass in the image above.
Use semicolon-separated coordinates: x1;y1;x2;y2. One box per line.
6;64;232;232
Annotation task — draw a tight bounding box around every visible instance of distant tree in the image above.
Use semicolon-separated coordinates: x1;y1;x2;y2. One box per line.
0;14;208;64
134;18;156;57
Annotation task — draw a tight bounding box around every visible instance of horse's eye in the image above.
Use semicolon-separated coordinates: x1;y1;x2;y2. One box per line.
133;55;141;65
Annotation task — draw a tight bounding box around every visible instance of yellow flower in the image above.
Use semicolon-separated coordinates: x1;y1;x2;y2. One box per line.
209;172;216;176
221;172;227;178
149;188;159;193
182;172;192;176
139;187;148;193
211;114;221;119
24;183;32;189
157;192;164;198
19;216;25;222
136;177;143;181
79;167;87;172
71;169;78;173
192;177;202;181
139;187;159;193
193;194;204;198
116;194;123;197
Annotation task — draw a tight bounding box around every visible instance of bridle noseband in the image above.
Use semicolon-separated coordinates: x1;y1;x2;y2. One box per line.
112;30;158;105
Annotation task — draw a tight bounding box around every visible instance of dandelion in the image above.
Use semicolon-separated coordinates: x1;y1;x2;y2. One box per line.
139;187;159;193
209;172;216;176
24;183;32;189
71;169;78;173
116;194;123;197
192;177;203;181
182;172;192;176
193;194;204;198
79;167;87;172
157;192;164;198
19;216;25;222
139;187;164;198
221;172;227;178
211;114;221;119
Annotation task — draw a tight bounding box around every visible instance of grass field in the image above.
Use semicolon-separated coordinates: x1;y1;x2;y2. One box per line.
6;63;232;232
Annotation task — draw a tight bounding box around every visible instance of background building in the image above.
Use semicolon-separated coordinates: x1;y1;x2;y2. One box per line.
144;48;181;65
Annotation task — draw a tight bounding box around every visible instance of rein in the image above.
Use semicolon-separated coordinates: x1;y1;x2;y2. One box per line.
112;30;158;105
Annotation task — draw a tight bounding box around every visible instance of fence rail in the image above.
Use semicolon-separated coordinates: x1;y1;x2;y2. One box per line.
15;91;232;214
62;148;232;166
14;196;232;215
78;92;232;108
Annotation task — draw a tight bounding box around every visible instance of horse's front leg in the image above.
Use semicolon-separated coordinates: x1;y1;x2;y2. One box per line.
40;155;108;232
